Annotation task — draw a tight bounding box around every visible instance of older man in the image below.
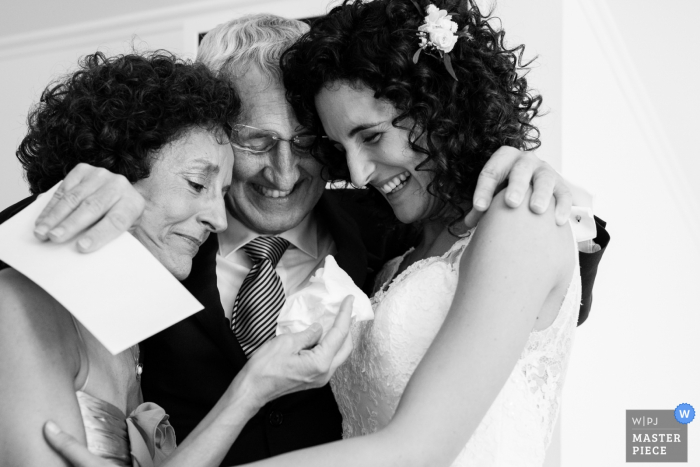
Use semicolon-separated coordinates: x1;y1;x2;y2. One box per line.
0;14;608;467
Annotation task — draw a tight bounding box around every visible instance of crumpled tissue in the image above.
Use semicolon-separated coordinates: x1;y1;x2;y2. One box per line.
276;255;373;338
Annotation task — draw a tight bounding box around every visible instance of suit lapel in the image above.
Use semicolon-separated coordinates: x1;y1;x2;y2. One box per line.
316;191;368;288
182;234;247;369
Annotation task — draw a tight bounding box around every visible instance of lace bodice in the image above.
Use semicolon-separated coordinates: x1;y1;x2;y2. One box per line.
330;228;581;467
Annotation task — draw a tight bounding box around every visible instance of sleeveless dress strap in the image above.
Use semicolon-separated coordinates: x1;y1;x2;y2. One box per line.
69;315;90;392
445;227;476;267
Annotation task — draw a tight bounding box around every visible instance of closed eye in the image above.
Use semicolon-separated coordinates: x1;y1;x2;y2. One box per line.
188;180;205;193
362;132;382;144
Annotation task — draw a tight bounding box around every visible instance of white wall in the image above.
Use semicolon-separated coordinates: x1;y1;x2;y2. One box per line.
478;0;563;170
561;0;700;465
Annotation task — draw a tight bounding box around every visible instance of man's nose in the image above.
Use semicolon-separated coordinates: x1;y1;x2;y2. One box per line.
265;141;300;190
200;194;228;233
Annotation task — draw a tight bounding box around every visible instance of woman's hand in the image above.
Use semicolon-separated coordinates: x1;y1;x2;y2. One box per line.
236;296;354;410
43;298;354;467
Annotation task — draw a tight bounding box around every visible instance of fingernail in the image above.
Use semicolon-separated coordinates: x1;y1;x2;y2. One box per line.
78;237;92;251
474;198;487;210
34;225;49;237
48;227;65;240
507;193;522;205
45;421;61;435
531;202;544;213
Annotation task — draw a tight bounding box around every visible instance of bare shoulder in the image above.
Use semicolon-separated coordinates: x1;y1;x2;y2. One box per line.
0;268;65;319
0;268;80;370
474;189;575;279
0;267;50;298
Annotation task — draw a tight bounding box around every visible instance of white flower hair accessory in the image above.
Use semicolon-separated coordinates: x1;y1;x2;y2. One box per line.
410;1;472;81
418;4;459;53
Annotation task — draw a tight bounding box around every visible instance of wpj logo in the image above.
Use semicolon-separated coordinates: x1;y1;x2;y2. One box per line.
626;405;694;463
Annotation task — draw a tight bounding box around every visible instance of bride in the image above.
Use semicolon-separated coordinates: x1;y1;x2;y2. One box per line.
277;1;580;465
46;1;581;466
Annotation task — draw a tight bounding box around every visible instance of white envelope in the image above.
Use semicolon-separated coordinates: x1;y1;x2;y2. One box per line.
0;184;203;355
276;255;374;338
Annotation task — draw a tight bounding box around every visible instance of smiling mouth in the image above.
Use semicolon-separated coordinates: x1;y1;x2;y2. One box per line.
378;171;411;195
175;233;204;249
251;182;299;199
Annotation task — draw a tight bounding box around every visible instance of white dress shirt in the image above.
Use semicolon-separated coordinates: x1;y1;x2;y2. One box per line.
216;211;336;321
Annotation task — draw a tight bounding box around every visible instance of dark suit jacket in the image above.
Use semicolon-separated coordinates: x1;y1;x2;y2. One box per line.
0;189;609;465
137;189;413;465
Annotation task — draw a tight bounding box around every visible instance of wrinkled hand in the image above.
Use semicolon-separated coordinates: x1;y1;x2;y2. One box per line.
464;146;572;228
239;296;354;408
44;421;110;467
34;163;145;253
41;300;353;466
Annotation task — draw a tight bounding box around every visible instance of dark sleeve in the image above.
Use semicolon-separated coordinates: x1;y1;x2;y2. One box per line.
0;196;38;271
577;216;610;326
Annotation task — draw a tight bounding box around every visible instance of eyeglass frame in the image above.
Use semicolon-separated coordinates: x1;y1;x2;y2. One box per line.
228;123;328;155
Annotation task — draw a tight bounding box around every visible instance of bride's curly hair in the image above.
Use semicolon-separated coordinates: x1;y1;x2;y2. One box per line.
281;0;542;226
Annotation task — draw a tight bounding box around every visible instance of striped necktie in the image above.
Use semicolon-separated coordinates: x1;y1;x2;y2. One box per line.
231;236;290;357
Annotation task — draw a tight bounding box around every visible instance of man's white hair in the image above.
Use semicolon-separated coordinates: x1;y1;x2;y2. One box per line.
197;13;309;83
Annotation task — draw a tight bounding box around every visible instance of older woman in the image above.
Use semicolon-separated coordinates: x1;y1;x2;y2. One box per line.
0;51;351;467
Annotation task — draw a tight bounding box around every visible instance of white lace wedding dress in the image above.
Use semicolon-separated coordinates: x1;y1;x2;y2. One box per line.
331;227;581;467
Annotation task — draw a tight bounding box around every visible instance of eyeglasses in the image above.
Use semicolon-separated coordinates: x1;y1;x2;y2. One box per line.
229;124;322;155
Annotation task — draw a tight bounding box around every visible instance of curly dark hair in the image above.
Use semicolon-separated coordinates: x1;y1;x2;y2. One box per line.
281;0;542;226
17;51;240;195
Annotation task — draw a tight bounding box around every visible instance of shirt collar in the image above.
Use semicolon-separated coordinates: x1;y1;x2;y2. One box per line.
218;210;319;259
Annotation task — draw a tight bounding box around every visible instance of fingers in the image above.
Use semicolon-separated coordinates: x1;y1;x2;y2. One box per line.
330;295;353;339
553;183;573;226
35;164;98;239
74;192;144;253
291;323;323;351
502;152;540;208
321;296;354;372
463;207;484;229
528;166;556;214
329;328;353;374
472;146;520;211
44;421;107;466
35;181;71;237
315;296;354;356
33;164;144;251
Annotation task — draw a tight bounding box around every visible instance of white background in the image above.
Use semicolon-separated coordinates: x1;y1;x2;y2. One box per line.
0;1;698;465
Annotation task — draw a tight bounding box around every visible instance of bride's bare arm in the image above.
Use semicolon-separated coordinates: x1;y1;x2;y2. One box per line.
239;190;574;467
0;269;86;466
